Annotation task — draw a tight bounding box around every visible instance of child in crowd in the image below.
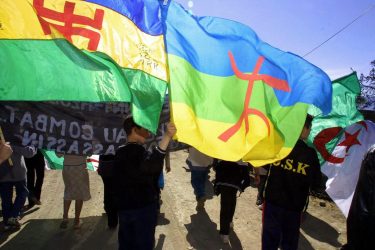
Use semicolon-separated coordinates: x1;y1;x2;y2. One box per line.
186;147;213;210
113;116;176;250
262;115;321;250
214;160;251;244
0;144;36;229
25;150;46;208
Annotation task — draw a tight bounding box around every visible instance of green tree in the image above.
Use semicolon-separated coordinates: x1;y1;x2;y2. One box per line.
358;60;375;110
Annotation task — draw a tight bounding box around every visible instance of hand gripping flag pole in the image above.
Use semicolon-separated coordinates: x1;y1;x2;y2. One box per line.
0;126;13;166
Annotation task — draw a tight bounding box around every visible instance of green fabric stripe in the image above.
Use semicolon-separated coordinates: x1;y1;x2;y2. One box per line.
332;71;360;94
169;54;247;122
122;68;167;134
41;150;64;170
0;39;167;133
87;161;96;171
0;39;131;102
169;55;308;147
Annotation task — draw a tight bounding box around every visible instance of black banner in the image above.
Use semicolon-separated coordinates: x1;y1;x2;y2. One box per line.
0;100;187;155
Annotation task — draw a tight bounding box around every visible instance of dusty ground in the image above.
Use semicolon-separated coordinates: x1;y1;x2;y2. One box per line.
0;150;347;250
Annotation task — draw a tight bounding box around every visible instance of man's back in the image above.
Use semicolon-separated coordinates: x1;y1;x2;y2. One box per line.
264;139;321;212
113;143;164;210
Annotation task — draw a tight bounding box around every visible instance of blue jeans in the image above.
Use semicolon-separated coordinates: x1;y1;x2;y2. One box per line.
191;168;209;199
158;172;164;189
0;180;28;223
118;202;158;250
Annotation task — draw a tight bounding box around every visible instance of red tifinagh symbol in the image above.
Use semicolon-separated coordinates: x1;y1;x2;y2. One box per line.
218;51;290;142
33;0;104;51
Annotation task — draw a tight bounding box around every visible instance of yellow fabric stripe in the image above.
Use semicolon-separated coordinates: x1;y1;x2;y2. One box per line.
0;0;167;81
172;102;292;166
0;0;65;38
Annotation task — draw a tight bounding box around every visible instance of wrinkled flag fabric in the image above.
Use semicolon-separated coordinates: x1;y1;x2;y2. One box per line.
162;1;332;166
0;0;168;133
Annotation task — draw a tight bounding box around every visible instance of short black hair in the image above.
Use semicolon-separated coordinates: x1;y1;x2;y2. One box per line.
304;114;313;129
123;116;141;135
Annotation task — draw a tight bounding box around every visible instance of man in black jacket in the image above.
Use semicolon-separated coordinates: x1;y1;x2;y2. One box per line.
113;116;176;250
262;115;321;250
214;160;250;244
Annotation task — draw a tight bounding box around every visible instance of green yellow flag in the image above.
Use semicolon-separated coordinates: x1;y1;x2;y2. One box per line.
0;0;167;133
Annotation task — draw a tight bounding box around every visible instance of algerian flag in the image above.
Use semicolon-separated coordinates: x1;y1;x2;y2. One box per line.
87;155;99;171
42;150;98;171
307;72;373;217
308;72;363;164
321;121;375;217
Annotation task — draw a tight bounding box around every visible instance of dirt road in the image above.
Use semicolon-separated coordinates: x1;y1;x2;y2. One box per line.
0;150;347;249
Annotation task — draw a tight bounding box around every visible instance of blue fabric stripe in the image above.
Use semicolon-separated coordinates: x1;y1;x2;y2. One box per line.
162;1;332;114
163;1;283;77
86;0;163;36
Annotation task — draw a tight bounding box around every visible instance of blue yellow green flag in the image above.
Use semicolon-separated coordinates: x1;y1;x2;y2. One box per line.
162;1;332;166
0;0;167;133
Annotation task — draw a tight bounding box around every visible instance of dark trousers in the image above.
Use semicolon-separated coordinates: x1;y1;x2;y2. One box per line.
118;202;158;250
0;180;28;223
257;175;267;204
262;201;301;250
26;160;45;204
219;186;237;235
101;176;118;228
191;168;209;199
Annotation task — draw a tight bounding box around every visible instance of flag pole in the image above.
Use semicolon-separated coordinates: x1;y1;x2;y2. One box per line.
0;126;13;166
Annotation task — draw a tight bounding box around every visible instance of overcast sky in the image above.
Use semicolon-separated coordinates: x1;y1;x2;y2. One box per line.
173;0;375;80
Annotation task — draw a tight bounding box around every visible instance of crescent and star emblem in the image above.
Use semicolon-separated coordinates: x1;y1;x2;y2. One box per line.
313;121;367;164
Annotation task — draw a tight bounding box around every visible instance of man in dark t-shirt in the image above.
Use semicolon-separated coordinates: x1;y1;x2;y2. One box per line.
262;115;321;250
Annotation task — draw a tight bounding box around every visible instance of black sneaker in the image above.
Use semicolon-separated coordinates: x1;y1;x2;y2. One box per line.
7;217;21;228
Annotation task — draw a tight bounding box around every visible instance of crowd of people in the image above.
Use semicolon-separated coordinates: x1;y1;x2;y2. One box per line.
0;114;372;250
